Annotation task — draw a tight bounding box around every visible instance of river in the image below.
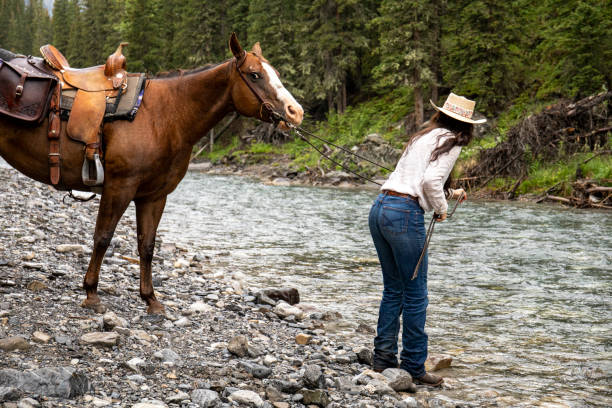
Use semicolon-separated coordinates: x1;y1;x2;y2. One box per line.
159;170;611;407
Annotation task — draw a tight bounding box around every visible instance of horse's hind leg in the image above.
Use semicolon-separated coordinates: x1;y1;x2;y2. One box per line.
82;189;133;312
135;196;167;315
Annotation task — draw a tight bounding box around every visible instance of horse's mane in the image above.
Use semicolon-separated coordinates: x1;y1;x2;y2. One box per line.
153;59;232;79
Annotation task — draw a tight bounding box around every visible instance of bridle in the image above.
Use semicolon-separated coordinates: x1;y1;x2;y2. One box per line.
234;51;279;123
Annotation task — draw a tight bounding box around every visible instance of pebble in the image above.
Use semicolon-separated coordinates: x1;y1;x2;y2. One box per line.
126;357;146;372
80;332;119;347
31;331;52;344
301;389;330;407
228;389;264;408
425;355;453;372
0;336;30;352
153;349;182;365
26;280;47;291
190;301;214;313
296;333;312;345
227;335;249;357
165;391;189;403
102;311;128;330
274;302;304;320
55;244;85;254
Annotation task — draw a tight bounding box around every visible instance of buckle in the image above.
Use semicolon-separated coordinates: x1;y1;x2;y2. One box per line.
15;85;23;97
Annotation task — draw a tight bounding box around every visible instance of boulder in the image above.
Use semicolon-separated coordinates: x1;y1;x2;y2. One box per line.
228;389;264;408
191;389;219;408
0;367;91;398
80;332;119;347
0;337;30;352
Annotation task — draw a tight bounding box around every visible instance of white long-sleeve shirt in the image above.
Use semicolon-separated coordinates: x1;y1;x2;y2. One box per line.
381;128;461;214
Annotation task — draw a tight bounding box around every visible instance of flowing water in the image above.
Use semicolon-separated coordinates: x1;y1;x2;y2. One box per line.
158;171;610;407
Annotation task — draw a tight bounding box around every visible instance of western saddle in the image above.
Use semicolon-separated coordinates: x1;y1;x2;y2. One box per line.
38;43;129;187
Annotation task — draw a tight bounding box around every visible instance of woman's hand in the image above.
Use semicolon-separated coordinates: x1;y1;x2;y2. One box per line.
435;212;447;222
451;188;467;203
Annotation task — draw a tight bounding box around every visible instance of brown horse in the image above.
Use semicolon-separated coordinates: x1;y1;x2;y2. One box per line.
0;34;303;314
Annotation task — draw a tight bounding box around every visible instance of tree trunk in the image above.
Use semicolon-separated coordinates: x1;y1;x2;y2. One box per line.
414;82;424;126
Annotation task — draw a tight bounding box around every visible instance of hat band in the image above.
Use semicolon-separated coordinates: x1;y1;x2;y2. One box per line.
442;101;473;119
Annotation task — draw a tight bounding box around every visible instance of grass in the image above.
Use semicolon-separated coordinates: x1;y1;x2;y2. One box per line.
483;153;612;196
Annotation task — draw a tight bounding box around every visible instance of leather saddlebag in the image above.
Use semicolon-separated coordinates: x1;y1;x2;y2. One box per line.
0;57;57;123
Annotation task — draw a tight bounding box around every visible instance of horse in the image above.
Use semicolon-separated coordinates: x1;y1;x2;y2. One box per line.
0;33;304;315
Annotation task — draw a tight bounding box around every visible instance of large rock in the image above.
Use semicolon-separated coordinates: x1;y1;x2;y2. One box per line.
228;389;264;408
31;331;52;344
227;335;248;357
102;311;128;330
0;386;21;402
0;337;30;352
274;302;304;320
0;367;91;398
381;368;415;393
425;354;452;372
55;244;86;254
240;362;272;379
80;332;119;347
354;347;373;365
190;389;219;408
301;389;329;407
256;288;300;305
153;348;182;365
302;364;324;389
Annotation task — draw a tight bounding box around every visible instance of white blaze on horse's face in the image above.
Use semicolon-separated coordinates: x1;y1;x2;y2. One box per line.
262;62;304;125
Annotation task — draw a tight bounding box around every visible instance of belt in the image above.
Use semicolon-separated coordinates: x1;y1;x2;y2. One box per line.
382;190;418;201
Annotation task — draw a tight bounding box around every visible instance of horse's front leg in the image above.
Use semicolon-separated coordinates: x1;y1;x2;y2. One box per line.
82;187;134;313
135;196;167;315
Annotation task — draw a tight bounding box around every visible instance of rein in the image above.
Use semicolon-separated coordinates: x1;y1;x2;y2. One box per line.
411;197;462;280
233;53;389;185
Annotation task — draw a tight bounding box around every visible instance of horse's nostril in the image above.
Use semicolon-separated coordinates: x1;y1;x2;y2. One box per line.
287;105;296;115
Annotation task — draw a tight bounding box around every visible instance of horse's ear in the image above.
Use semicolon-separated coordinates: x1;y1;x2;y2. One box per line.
251;42;263;58
229;32;244;59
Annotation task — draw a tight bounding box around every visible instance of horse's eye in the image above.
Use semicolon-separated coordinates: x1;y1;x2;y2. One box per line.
250;72;261;80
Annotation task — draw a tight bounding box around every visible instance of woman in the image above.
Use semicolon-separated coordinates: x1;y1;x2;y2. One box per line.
368;93;486;386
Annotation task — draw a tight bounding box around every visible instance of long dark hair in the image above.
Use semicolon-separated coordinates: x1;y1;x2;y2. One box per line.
407;111;474;162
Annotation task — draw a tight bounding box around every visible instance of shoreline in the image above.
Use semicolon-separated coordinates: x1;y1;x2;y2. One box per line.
0;165;466;408
187;161;560;207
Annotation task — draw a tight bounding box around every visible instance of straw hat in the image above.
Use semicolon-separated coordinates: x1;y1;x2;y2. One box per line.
430;93;486;124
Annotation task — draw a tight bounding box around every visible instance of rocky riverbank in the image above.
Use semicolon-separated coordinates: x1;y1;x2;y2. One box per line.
0;166;462;407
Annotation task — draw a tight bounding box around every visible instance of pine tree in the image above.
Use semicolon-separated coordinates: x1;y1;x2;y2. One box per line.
300;0;372;114
121;0;164;72
373;0;437;124
535;0;612;98
29;0;53;54
52;0;73;52
441;0;527;114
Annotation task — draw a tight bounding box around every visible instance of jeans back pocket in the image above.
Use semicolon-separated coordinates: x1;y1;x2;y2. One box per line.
381;205;410;234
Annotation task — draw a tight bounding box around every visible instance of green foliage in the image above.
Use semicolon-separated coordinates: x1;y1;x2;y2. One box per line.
442;0;528;115
372;0;436;91
534;0;612;99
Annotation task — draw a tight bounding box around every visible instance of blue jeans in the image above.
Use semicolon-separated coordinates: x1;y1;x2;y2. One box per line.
369;192;428;377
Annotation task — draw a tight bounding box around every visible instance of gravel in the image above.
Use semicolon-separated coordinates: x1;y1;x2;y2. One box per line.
0;165;466;408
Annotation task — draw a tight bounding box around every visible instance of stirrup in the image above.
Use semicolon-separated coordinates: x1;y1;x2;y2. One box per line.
81;153;104;186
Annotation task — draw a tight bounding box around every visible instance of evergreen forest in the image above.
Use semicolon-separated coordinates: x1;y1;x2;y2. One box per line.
1;0;611;203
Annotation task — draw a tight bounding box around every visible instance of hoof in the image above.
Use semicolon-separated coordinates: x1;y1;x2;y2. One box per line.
81;299;106;314
146;301;165;315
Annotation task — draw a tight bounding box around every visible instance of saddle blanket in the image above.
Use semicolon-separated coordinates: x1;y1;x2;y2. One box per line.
60;73;146;122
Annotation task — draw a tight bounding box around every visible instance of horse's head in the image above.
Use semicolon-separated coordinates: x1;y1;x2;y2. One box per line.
228;33;303;128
